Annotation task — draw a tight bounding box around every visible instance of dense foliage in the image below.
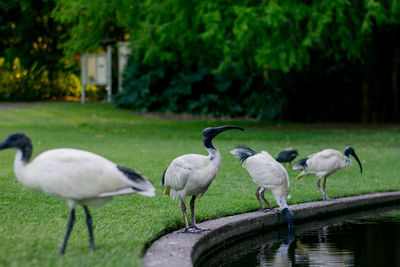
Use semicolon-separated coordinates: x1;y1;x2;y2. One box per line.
111;0;399;121
2;0;400;121
0;0;79;101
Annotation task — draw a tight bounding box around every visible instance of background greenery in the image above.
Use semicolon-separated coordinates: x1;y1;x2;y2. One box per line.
1;0;400;121
0;103;399;266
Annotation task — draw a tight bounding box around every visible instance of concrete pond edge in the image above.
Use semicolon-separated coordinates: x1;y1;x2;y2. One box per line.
143;191;400;267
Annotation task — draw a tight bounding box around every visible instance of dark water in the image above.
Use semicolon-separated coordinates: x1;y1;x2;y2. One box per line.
197;206;400;267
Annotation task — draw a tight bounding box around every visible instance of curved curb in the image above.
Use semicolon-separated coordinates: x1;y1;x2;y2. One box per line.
143;191;400;267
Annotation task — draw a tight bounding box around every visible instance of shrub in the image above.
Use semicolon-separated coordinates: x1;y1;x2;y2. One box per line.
113;59;286;120
0;58;80;101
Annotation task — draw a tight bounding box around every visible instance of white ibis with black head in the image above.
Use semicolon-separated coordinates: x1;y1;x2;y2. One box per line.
0;132;155;254
161;125;244;233
231;145;294;230
293;146;362;201
275;148;298;167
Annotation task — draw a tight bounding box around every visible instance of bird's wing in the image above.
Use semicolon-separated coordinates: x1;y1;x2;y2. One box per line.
308;149;339;159
306;149;341;172
243;153;288;188
260;151;276;161
163;154;209;191
28;149;153;199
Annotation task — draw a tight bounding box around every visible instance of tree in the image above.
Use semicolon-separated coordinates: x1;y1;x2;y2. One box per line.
1;0;67;72
53;0;400;121
0;0;80;100
51;0;128;58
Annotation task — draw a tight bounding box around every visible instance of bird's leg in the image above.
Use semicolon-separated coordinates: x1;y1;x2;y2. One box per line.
189;196;210;233
190;195;197;227
60;208;76;254
322;177;331;201
317;177;330;201
255;187;266;210
260;190;274;211
180;200;190;232
256;187;274;212
83;206;96;251
317;178;325;201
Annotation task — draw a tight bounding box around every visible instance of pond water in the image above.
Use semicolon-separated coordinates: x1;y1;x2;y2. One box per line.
197;206;400;267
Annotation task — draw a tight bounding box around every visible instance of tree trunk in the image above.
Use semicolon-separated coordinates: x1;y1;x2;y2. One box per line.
361;77;370;123
392;35;400;121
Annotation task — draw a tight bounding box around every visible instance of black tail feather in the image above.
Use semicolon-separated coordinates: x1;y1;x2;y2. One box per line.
117;165;149;183
160;168;167;185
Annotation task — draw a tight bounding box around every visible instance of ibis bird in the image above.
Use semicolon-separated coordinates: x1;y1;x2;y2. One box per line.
231;146;294;230
161;125;244;233
275;148;298;167
0;132;155;254
293;146;362;201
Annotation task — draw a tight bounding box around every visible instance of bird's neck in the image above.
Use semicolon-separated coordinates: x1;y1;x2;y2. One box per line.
14;150;38;190
14;150;28;180
275;196;289;210
344;156;351;166
207;147;221;165
17;142;32;163
203;137;221;161
203;137;214;150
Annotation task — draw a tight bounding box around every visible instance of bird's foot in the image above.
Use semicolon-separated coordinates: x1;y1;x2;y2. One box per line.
323;196;333;201
260;208;274;213
260;208;279;213
191;224;211;232
59;248;66;255
179;226;209;234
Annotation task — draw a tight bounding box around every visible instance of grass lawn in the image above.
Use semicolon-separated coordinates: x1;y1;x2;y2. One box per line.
0;102;399;266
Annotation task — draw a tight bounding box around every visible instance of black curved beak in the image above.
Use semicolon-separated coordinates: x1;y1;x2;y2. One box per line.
283;208;294;231
0;139;9;150
350;151;363;174
202;125;244;139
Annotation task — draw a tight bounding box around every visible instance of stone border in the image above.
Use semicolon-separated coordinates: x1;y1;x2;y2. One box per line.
143;191;400;267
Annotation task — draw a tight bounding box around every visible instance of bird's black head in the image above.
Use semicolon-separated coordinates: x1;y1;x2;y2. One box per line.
0;132;33;162
282;208;294;231
202;125;244;149
344;146;362;174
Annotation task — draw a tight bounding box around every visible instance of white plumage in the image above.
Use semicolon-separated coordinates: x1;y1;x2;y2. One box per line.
164;153;220;202
0;132;155;254
231;146;294;229
293;146;362;201
161;125;244;233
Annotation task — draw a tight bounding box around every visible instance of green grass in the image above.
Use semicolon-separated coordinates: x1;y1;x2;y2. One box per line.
0;102;399;266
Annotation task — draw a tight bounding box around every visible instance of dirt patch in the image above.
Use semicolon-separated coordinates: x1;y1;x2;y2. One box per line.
1;102;398;131
246;123;400;131
128;111;258;122
0;102;46;110
130;112;400;130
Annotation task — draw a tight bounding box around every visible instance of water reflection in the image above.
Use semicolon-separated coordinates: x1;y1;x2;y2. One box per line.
256;230;295;267
292;227;354;267
253;228;354;266
197;206;400;267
